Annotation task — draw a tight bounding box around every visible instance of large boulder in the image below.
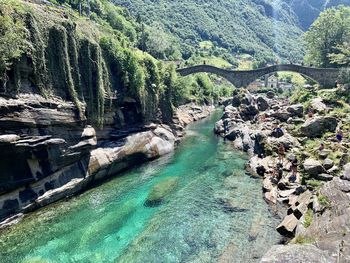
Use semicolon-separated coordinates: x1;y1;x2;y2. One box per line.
271;111;292;122
303;158;326;176
286;104;303;117
323;158;334;170
266;91;275;99
341;163;350;181
225;124;254;153
261;244;335;263
214;119;224;134
239;104;259;120
256;96;269;111
232;91;253;107
300;116;337;138
276;214;299;236
310;98;328;113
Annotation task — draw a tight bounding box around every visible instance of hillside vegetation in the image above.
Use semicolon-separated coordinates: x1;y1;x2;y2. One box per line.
0;0;232;127
112;0;305;66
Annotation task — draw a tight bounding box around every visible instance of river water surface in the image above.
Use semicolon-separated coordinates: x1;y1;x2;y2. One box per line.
0;110;280;263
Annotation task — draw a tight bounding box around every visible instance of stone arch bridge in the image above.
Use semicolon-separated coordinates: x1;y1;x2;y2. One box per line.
177;64;343;88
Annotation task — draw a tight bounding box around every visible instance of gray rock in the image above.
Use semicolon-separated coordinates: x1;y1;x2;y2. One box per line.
318;150;330;159
328;165;339;175
286;104;303;117
287;117;305;125
239;104;259;120
339;153;350;168
257;96;269;111
271;104;280;111
266;91;275;99
261;244;335;263
310;97;328;113
271;111;292;122
276;214;299;236
323;158;334;170
214;120;224;134
298;177;350;262
341;163;350;181
0;134;20;144
303;158;326;176
300;116;337;138
315;173;333;181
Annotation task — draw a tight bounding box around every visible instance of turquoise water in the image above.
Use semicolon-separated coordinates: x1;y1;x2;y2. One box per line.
0;111;280;263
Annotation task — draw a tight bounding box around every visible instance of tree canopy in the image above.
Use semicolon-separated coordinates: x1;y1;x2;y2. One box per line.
304;5;350;67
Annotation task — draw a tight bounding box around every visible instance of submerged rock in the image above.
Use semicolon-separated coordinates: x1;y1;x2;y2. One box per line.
145;177;179;207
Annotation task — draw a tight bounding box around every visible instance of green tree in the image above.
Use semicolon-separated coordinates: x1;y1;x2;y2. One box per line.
329;38;350;66
304;6;350;67
145;22;172;59
0;0;27;89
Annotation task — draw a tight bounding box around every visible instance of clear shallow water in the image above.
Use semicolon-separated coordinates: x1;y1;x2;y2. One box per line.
0;110;280;263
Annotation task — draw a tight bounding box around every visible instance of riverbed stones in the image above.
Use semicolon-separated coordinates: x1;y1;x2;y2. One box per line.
300;116;337;138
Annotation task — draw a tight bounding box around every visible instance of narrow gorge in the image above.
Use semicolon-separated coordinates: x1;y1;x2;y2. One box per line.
1;0;350;262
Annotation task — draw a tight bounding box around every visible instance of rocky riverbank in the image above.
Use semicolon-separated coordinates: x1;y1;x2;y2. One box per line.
0;93;214;227
215;88;350;262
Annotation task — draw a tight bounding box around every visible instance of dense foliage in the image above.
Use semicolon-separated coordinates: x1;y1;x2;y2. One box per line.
0;0;28;89
0;0;230;128
304;6;350;68
112;0;305;65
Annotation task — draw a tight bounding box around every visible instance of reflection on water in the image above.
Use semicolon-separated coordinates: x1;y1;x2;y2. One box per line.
0;110;280;263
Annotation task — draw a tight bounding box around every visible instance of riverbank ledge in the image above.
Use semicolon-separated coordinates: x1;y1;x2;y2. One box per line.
214;88;350;262
0;93;214;227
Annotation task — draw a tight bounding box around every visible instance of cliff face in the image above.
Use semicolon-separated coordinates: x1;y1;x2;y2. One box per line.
0;1;195;223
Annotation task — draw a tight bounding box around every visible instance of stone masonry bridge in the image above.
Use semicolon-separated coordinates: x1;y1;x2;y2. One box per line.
177;64;343;88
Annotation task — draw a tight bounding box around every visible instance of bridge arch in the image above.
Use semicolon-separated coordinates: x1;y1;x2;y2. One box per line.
177;64;342;88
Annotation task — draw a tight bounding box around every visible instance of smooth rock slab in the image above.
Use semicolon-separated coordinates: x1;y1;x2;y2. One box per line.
260;244;335;263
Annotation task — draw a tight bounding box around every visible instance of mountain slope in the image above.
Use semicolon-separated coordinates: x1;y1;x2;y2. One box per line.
113;0;305;64
283;0;350;29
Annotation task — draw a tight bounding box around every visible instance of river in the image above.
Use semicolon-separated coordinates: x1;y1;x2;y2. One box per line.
0;110;280;263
